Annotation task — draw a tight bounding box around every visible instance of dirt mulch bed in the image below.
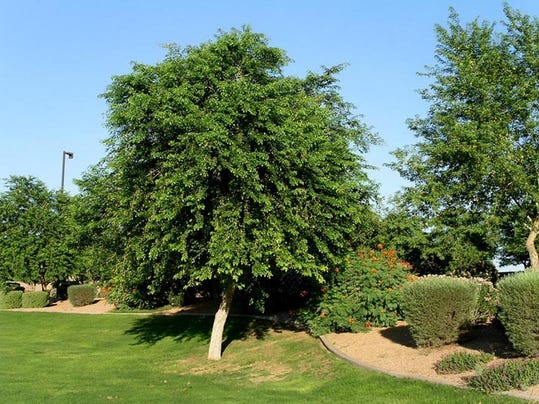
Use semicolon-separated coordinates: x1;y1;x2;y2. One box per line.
323;321;539;401
8;298;117;314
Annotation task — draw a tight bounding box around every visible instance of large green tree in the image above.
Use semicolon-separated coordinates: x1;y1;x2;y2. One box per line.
99;27;377;359
391;6;539;270
0;176;77;290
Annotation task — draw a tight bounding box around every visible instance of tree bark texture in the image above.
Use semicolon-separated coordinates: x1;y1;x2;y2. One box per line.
526;216;539;270
207;281;236;360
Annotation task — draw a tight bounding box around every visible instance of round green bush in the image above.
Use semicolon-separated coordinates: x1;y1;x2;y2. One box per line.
22;291;50;308
67;284;97;307
401;276;479;347
301;246;413;336
0;290;23;309
497;270;539;356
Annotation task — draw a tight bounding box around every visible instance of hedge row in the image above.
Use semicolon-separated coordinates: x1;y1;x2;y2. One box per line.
0;291;49;309
22;291;50;308
497;270;539;357
0;285;98;309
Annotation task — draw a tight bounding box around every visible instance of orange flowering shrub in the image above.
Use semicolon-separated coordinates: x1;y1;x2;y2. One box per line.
300;246;414;336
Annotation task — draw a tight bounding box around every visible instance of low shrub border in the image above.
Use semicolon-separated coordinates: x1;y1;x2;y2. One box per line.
467;359;539;392
22;291;50;308
436;351;493;374
0;290;23;309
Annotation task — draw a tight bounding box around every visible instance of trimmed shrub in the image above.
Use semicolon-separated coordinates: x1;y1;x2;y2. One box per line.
0;290;23;309
411;275;497;324
22;291;50;308
53;280;80;301
401;276;479;347
67;285;96;307
497;270;539;356
436;351;493;374
467;359;539;392
301;246;413;336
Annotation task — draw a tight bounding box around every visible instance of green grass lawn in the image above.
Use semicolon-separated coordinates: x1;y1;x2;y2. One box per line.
0;311;523;403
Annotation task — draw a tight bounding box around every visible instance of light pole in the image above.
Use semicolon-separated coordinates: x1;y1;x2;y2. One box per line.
61;151;74;192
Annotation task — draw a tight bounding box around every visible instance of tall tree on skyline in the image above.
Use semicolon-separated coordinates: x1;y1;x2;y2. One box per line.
392;6;539;270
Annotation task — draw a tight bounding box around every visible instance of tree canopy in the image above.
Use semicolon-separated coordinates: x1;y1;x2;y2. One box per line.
97;27;378;359
391;6;539;270
0;176;77;290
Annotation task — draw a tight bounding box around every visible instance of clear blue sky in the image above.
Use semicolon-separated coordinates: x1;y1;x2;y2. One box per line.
1;0;538;196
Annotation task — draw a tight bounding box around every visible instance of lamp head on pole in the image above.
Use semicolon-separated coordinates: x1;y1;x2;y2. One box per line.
61;151;74;192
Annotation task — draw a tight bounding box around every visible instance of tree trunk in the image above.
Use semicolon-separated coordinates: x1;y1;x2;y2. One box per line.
40;273;47;291
526;216;539;270
207;281;236;360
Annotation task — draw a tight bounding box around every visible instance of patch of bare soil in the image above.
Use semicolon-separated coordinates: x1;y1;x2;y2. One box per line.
10;298;116;314
323;321;539;400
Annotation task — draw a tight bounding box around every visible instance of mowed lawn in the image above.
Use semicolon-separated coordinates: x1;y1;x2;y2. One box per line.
0;312;521;403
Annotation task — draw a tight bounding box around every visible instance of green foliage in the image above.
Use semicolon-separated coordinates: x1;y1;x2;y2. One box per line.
302;246;413;336
93;26;378;309
106;272;179;309
467;359;539;392
473;279;498;324
380;210;498;280
52;280;79;301
21;291;50;308
497;270;539;356
67;285;96;307
436;351;493;374
0;290;23;309
72;164;122;284
0;176;79;289
167;291;185;307
390;6;539;269
401;276;479;347
235;272;320;314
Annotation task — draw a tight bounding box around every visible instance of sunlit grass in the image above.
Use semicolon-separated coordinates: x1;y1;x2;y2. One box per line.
0;312;522;403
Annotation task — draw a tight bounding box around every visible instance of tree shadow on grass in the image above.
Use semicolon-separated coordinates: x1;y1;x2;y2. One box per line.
124;313;296;354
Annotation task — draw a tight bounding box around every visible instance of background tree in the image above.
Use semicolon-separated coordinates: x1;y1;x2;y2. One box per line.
0;176;77;290
99;27;378;359
379;206;497;280
391;6;539;270
72;163;121;286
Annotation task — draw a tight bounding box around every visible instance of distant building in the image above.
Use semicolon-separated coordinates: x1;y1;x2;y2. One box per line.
497;263;525;279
